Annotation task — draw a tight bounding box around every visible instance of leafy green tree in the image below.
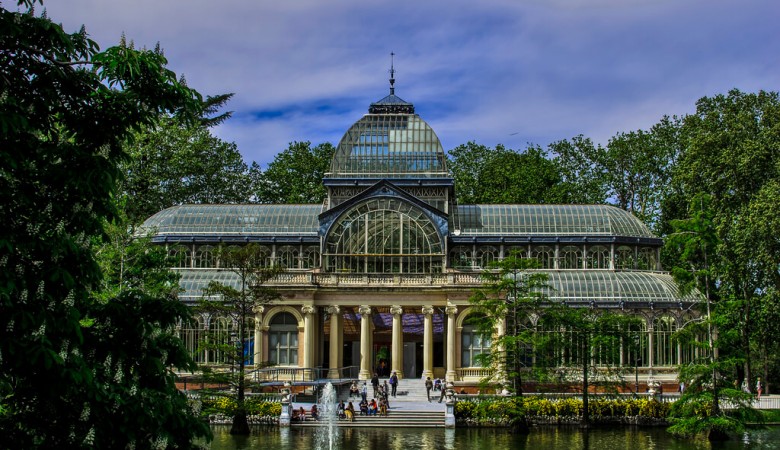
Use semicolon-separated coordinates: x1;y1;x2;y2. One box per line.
449;142;576;204
0;2;208;447
548;135;608;204
120;118;251;223
469;251;548;395
250;141;335;204
198;244;281;435
672;89;780;391
470;251;639;427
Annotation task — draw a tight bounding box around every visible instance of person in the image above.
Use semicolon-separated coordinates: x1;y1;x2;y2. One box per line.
425;376;433;402
438;381;448;403
679;381;685;394
368;399;377;415
371;372;380;397
379;397;388;416
310;404;319;420
742;379;750;393
337;400;346;420
433;378;442;391
757;377;763;399
349;380;360;398
389;371;399;397
299;406;306;421
383;380;389;397
361;382;368;402
359;398;368;415
345;401;355;422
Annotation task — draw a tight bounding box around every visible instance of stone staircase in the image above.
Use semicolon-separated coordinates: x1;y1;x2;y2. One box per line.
291;409;445;428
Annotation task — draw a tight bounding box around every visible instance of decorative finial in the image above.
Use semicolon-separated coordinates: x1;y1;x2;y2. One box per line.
389;52;395;95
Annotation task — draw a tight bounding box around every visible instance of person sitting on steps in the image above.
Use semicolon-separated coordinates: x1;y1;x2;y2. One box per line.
359;398;368;415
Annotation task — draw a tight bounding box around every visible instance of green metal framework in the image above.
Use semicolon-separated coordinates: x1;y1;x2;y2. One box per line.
453;204;654;237
328;114;449;178
323;198;444;273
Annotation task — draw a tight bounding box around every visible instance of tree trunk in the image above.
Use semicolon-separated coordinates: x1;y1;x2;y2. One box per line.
231;320;250;435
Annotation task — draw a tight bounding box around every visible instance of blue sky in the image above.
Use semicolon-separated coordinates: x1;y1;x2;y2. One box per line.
45;0;778;167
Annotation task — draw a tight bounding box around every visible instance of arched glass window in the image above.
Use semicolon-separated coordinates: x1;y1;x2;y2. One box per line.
276;245;299;270
324;198;443;274
450;246;473;269
194;245;215;268
653;316;678;367
531;246;555;269
476;246;498;269
559;246;582;269
210;316;235;364
679;314;708;365
302;246;320;269
637;247;657;271
269;312;299;366
587;245;610;269
169;245;192;268
180;316;206;363
461;317;491;368
624;320;649;369
615;246;634;270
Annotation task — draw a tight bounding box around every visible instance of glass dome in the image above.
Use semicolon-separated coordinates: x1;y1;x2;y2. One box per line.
328;114;449;179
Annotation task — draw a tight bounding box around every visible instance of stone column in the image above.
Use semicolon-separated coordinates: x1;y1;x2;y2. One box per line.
253;306;265;367
445;305;458;382
422;305;434;380
327;305;342;379
302;305;316;379
390;305;404;379
496;318;507;385
359;305;372;380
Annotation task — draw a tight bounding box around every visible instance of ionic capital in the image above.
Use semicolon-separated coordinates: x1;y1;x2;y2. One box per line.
301;305;315;315
390;305;404;316
421;305;434;316
326;305;341;316
445;305;458;316
252;305;265;315
358;305;372;316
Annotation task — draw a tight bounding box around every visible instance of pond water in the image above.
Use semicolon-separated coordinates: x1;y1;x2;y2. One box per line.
208;425;780;450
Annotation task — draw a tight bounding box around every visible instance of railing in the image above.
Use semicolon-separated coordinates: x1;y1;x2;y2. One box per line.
249;366;360;383
457;367;494;379
266;272;483;287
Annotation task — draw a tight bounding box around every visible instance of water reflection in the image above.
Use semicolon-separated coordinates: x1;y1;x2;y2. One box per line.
208;426;780;450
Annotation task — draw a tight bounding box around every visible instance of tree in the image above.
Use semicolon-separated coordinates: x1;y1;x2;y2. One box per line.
548;135;608;205
469;251;549;396
0;2;207;446
120;117;251;223
672;89;780;394
449;142;575;204
250;141;335;204
198;244;281;435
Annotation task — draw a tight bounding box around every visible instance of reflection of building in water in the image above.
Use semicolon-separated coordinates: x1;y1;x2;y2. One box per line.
143;80;701;389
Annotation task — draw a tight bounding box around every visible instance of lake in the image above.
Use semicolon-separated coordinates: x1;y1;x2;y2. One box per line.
208;425;780;450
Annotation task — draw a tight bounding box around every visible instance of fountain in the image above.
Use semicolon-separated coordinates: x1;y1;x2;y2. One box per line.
314;382;340;450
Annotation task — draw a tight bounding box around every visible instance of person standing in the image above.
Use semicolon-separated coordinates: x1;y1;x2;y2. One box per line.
437;381;448;403
425;376;433;402
757;377;763;399
361;382;368;403
389;371;399;397
371;372;379;398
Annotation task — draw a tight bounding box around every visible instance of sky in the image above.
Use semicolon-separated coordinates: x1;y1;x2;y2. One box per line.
43;0;778;167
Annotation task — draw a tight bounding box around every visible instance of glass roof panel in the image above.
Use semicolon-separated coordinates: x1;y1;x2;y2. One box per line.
141;205;321;236
328;114;449;178
536;271;699;303
453;204;655;238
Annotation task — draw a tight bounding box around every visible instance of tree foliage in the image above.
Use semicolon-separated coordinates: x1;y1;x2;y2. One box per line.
197;244;281;435
250;141;335;204
119;116;251;223
670;89;780;394
0;2;209;447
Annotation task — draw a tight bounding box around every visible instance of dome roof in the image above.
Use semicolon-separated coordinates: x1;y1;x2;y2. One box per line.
328;112;449;178
328;84;449;179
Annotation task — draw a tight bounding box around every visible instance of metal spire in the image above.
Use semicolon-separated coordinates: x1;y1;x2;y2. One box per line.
389;52;395;95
